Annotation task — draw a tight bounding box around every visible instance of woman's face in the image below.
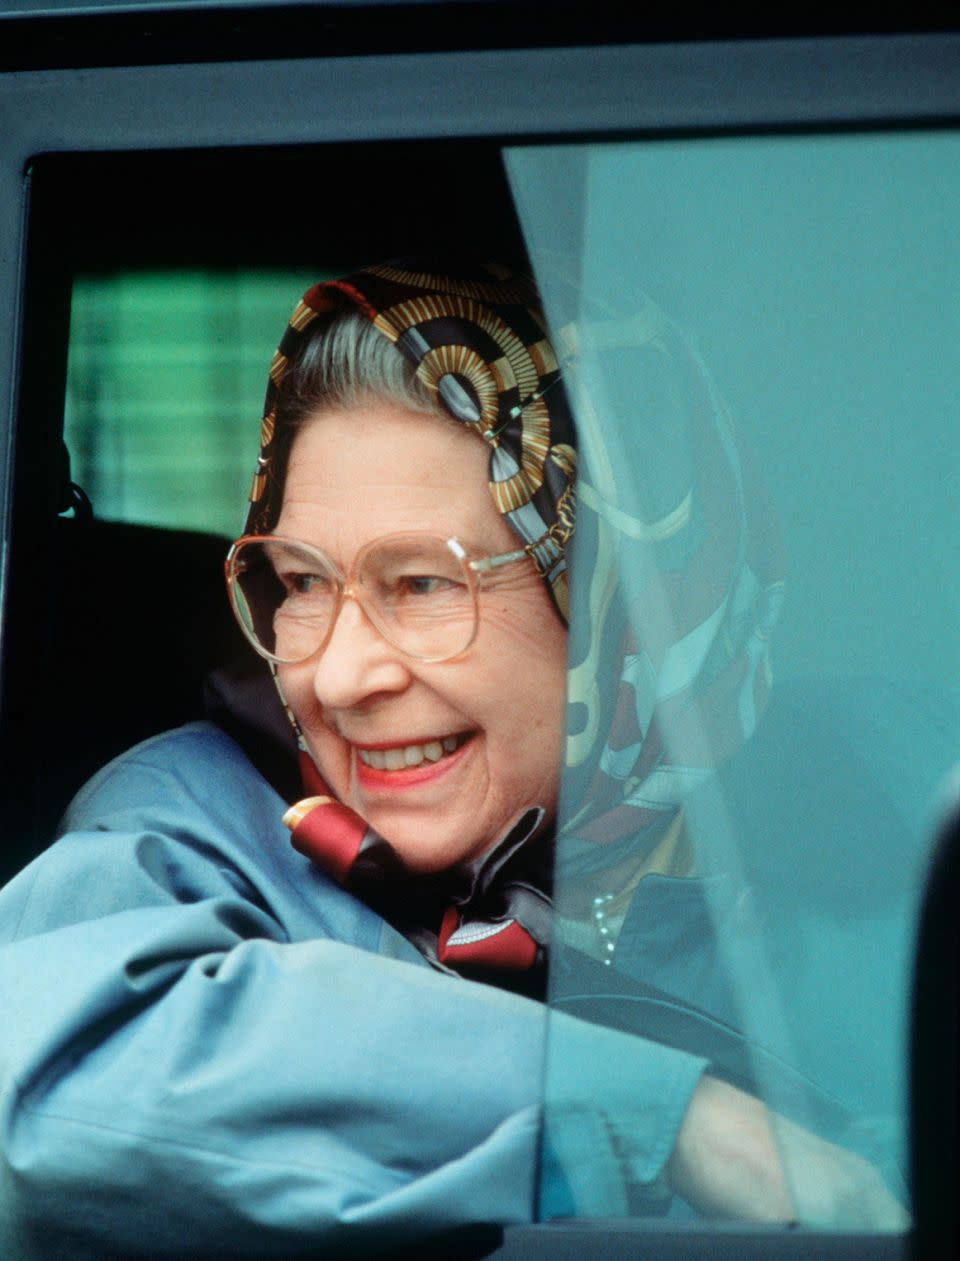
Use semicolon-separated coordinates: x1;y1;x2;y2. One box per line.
274;398;569;873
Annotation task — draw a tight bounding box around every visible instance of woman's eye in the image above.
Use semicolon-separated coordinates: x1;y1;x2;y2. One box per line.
403;575;456;592
406;575;446;596
282;571;331;597
399;574;461;596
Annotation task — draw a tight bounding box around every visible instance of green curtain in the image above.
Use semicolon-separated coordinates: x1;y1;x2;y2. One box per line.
64;270;320;537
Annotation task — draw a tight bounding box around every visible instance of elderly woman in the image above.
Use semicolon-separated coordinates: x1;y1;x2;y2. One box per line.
0;262;899;1257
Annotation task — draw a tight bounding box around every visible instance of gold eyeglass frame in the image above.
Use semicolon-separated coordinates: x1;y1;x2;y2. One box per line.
225;532;532;666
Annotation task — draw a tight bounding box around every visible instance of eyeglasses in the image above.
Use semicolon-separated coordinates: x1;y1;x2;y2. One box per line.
225;532;533;665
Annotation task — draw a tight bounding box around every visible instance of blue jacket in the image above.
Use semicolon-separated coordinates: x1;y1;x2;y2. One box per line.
0;722;705;1259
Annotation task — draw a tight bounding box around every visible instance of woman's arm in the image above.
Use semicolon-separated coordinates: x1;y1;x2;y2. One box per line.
669;1075;909;1229
0;725;903;1256
0;724;704;1258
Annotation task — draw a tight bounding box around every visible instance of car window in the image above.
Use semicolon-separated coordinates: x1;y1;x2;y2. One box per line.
29;131;959;1240
506;132;960;1226
64;269;320;534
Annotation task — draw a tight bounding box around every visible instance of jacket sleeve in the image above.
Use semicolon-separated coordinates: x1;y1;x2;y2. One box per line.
0;725;705;1259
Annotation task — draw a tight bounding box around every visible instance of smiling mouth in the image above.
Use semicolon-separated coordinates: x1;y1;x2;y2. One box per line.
355;732;472;772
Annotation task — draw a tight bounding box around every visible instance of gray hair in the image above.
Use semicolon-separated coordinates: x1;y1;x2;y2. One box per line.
277;308;445;426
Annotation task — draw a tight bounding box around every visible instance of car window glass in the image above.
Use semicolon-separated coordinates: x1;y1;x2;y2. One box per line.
506;133;960;1226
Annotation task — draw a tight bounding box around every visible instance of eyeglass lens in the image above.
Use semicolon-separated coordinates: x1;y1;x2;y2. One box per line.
230;536;479;663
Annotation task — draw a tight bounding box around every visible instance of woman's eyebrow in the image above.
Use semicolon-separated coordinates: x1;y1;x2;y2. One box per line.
266;539;323;565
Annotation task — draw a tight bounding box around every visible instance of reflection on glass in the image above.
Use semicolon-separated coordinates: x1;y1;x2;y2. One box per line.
507;134;960;1227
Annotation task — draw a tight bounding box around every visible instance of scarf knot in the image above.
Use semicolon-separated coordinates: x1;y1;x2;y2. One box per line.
284;797;552;982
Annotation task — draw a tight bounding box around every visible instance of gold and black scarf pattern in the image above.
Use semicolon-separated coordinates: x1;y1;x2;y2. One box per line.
245;260;578;621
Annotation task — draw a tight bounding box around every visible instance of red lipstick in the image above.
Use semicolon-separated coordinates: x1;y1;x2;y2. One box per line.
354;734;474;791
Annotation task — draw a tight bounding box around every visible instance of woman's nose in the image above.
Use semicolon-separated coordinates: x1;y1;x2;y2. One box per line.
309;593;411;709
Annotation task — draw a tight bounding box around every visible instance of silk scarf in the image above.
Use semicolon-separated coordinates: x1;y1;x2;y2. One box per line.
244;261;576;983
239;260;784;982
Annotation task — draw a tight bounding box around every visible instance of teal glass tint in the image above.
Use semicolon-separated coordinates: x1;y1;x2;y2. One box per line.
507;133;960;1227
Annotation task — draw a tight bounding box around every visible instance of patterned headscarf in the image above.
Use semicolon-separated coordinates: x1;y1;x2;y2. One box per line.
553;293;785;869
245;260;577;620
242;261;577;985
236;262;783;984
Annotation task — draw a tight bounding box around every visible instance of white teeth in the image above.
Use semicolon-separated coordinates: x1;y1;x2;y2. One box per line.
357;735;464;771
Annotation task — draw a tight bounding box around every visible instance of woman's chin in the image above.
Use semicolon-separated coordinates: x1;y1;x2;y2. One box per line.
362;806;495;875
339;821;456;873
